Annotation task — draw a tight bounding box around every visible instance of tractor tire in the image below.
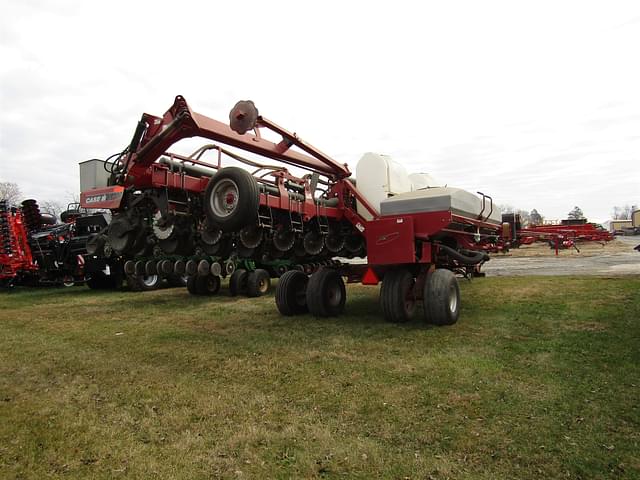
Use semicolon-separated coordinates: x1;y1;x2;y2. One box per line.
204;167;259;232
276;270;309;316
229;269;248;296
186;275;200;295
423;269;460;326
380;268;416;323
246;269;271;297
306;268;346;317
195;275;221;295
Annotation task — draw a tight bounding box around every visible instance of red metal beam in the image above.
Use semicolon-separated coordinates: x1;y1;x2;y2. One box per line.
127;96;351;183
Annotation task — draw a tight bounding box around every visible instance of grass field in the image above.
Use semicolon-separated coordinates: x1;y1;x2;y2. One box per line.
1;276;639;479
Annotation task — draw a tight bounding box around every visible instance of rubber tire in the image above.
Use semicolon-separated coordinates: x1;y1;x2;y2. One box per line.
423;269;460;326
204;167;259;232
195;275;221;295
276;270;309;316
247;269;271;297
306;268;346;317
380;268;416;323
229;269;248;296
186;275;200;295
127;274;161;291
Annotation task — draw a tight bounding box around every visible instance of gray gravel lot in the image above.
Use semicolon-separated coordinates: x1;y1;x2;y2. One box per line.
484;236;640;276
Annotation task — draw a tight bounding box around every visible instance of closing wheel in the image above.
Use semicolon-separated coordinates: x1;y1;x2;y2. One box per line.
204;167;259;232
380;268;417;323
423;269;460;326
247;269;271;297
303;231;325;256
306;268;346;317
276;270;309;316
229;269;248;296
195;275;221;295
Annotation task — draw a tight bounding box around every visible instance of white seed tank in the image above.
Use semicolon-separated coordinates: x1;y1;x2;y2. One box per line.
354;152;501;224
355;153;414;220
355;153;442;219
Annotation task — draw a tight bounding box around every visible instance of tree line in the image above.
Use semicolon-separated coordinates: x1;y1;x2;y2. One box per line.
0;181;76;221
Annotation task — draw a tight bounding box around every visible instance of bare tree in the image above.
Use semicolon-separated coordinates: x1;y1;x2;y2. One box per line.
39;200;66;222
530;209;543;226
0;181;22;205
568;206;584;220
612;204;637;220
497;203;514;213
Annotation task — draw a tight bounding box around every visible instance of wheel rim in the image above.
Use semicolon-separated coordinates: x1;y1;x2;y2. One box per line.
273;229;295;251
258;278;268;293
449;284;458;312
152;211;174;240
210;178;239;218
142;275;158;287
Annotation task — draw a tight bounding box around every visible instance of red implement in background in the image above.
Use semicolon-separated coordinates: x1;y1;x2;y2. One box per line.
0;202;37;284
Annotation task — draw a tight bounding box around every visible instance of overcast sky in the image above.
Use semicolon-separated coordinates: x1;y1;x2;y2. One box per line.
1;0;639;222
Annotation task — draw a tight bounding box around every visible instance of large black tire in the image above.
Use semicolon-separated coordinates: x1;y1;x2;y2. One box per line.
186;275;200;295
204;167;259;232
306;268;346;317
423;269;460;326
247;269;271;297
276;270;309;316
127;274;161;291
229;269;248;296
195;275;221;295
380;268;417;323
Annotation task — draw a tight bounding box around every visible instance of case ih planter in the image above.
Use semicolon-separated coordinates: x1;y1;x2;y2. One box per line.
80;96;504;323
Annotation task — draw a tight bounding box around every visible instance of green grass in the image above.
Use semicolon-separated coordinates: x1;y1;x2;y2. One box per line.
1;276;639;479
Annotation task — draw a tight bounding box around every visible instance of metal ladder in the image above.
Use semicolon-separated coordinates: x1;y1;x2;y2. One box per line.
288;197;304;233
316;203;330;235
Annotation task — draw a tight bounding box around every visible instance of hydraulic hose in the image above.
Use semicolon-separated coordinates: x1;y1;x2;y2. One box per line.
438;244;489;265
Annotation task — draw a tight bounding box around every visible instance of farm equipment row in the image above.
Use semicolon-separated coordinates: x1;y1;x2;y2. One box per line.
0;198;190;291
0;199;90;287
79;96;506;324
501;213;613;254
